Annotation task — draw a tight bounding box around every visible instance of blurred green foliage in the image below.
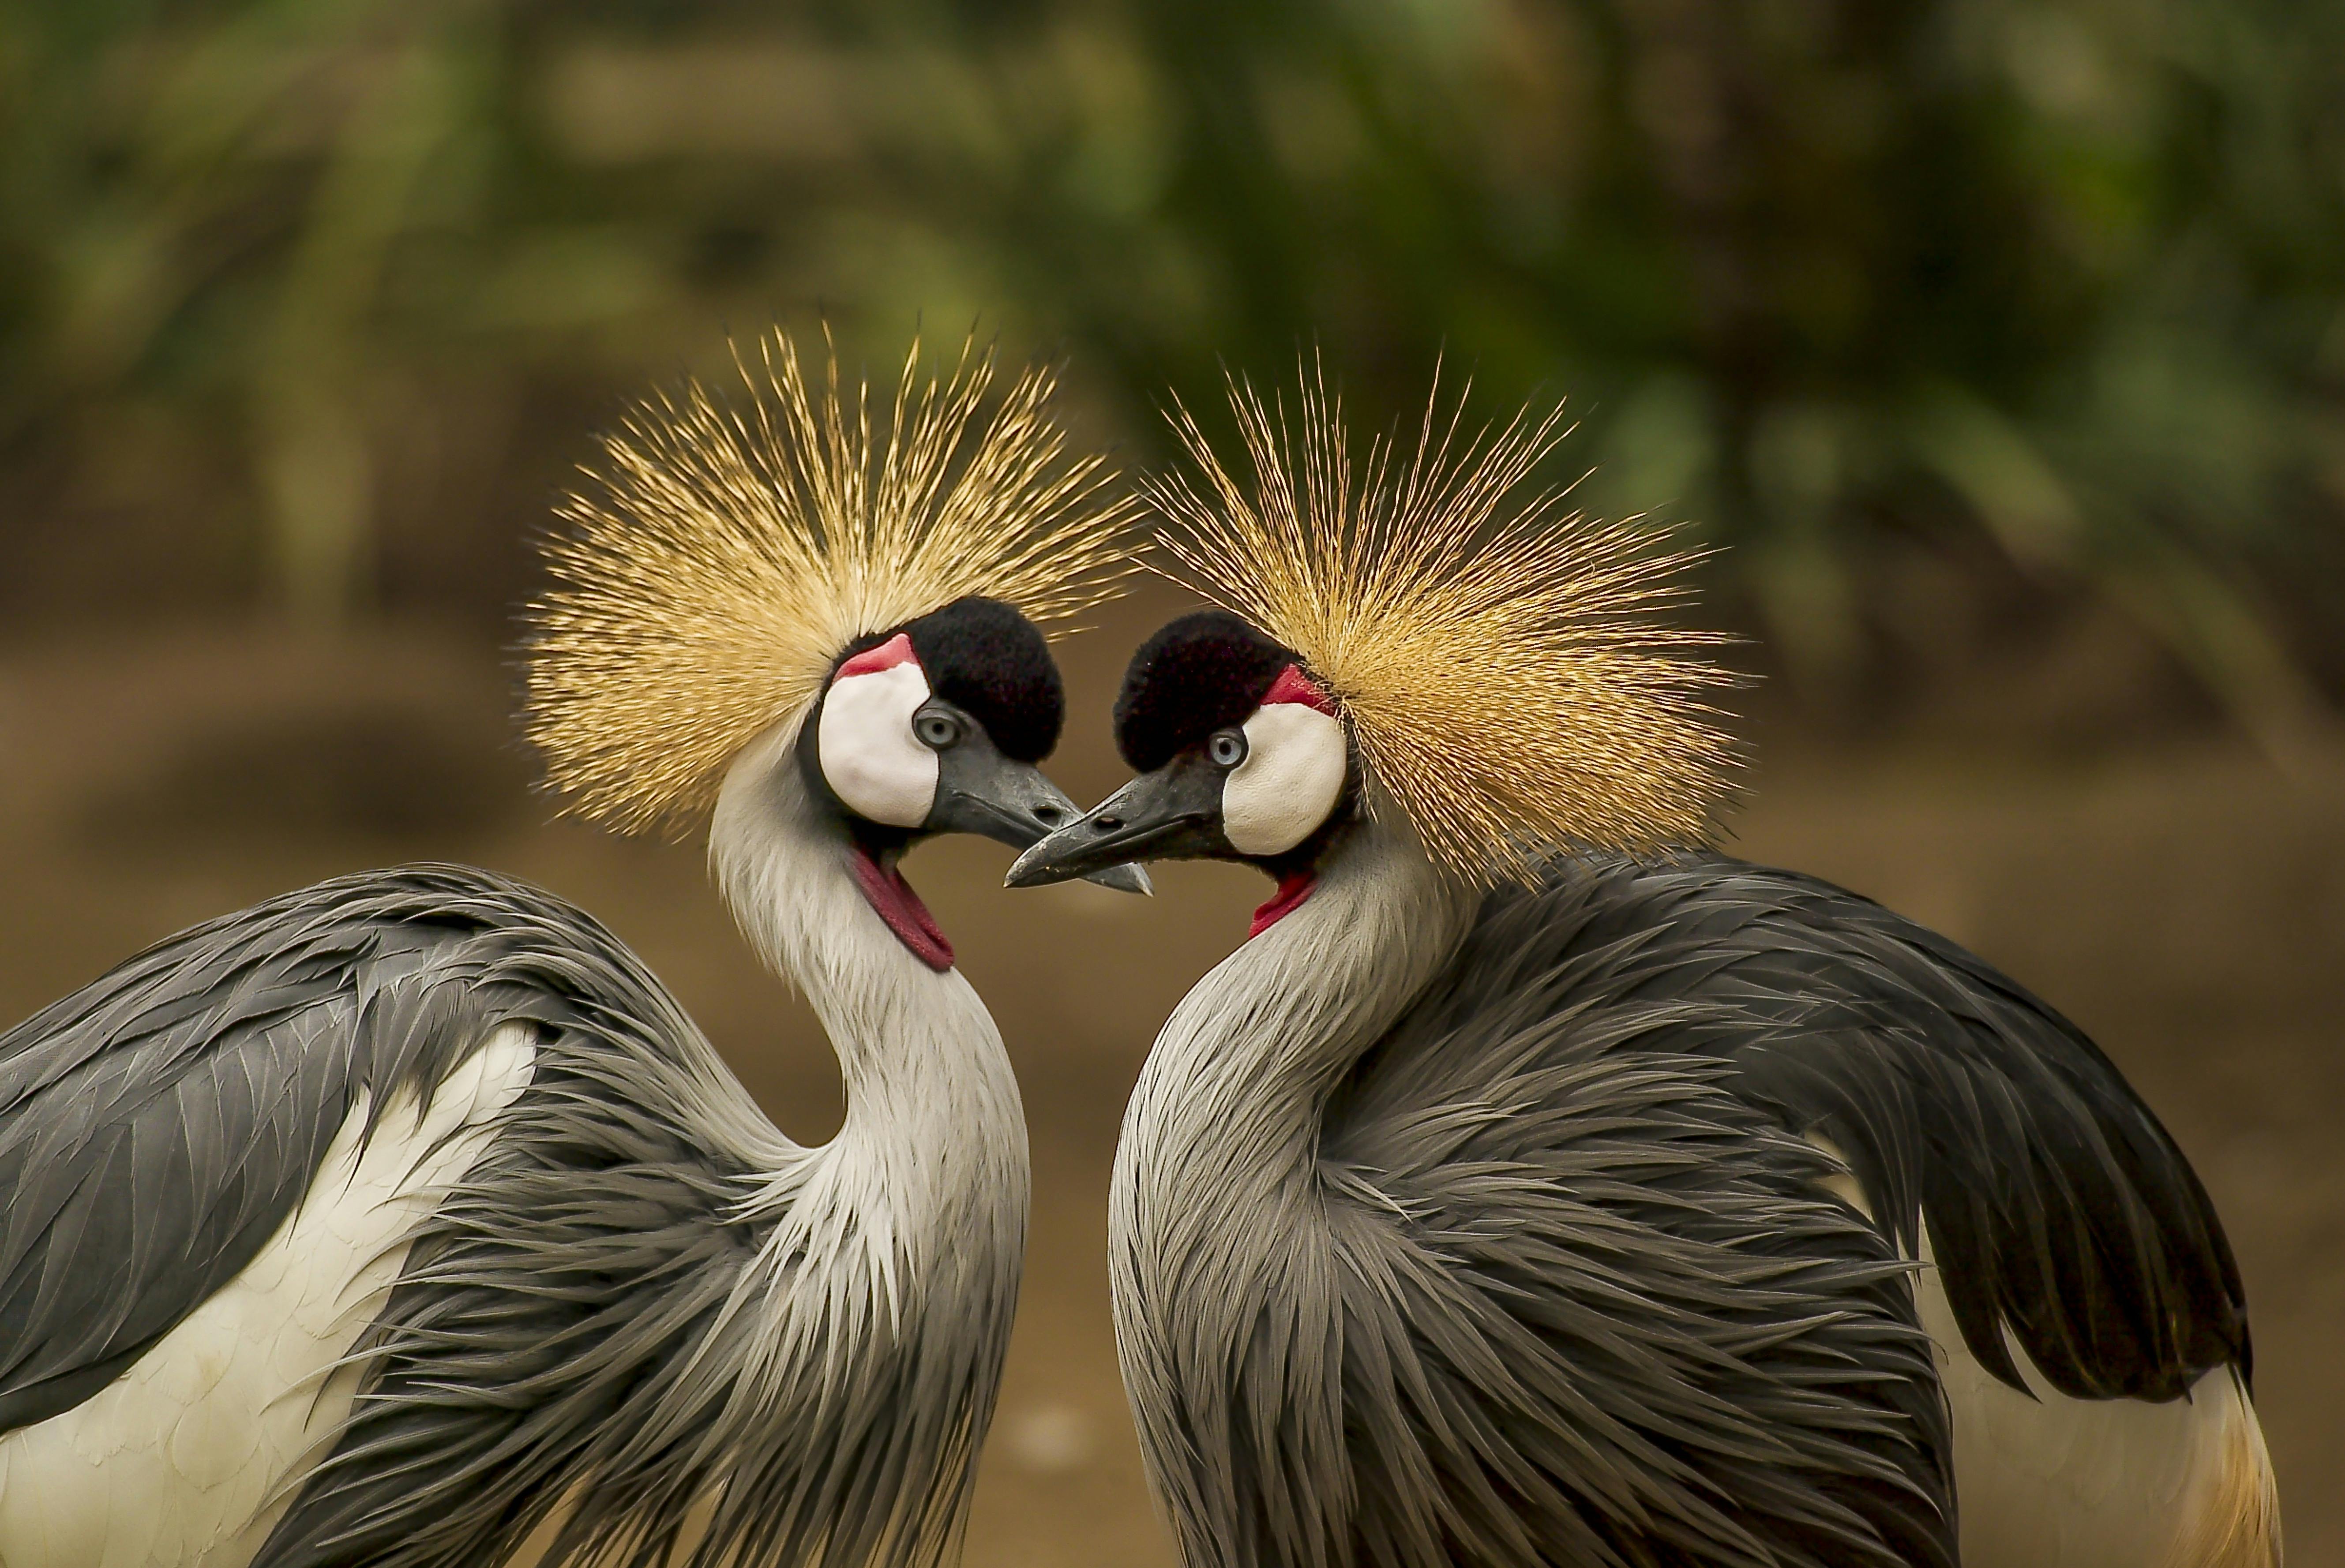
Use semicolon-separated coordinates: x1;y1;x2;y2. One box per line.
2;0;2339;735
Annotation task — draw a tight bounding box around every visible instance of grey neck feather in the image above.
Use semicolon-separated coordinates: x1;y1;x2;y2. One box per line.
1117;800;1473;1200
1108;800;1475;1563
703;716;1028;1546
710;716;1027;1237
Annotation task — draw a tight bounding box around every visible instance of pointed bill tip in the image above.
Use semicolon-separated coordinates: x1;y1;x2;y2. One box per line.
1086;861;1153;896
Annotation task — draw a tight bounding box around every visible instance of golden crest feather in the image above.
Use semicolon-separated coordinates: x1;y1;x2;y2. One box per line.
525;330;1137;834
1144;361;1737;883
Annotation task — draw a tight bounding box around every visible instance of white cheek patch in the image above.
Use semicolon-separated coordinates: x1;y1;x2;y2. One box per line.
1223;702;1347;857
817;659;939;828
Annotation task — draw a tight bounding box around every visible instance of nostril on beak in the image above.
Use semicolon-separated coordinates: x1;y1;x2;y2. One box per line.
1094;816;1123;832
1033;803;1065;826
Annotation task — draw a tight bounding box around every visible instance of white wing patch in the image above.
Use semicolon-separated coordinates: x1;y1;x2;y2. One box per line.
1806;1138;2279;1568
0;1024;537;1568
1915;1223;2277;1568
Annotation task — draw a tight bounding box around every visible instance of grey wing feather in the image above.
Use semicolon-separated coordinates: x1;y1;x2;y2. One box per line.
0;864;988;1568
1313;887;1956;1568
1543;853;2248;1400
1292;848;2246;1568
253;992;765;1568
256;872;984;1568
0;900;354;1432
0;866;583;1437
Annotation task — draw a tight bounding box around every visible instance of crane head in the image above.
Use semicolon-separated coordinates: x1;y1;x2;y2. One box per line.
523;328;1138;840
1013;359;1738;902
1012;358;1749;927
1006;610;1349;933
789;595;1148;966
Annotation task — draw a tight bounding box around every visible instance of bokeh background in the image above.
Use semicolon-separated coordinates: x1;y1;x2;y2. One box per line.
2;0;2341;1561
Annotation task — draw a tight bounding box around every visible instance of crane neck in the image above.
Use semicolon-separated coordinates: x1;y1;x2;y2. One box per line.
1108;798;1475;1567
707;716;1028;1254
1126;800;1478;1188
612;714;1029;1568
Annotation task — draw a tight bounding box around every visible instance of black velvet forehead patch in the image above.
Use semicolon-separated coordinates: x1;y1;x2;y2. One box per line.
1114;610;1298;772
890;596;1064;762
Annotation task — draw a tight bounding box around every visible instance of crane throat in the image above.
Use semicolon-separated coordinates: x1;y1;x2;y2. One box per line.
1250;869;1317;937
851;846;955;970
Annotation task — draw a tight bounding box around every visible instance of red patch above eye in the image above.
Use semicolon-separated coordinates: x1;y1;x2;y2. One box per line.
1261;663;1335;715
836;632;918;681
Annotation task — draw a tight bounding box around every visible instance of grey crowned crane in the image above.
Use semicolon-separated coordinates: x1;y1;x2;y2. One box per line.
0;334;1144;1568
1009;372;2279;1568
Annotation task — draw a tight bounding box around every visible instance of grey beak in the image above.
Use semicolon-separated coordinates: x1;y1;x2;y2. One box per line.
1073;849;1153;896
1006;762;1228;888
926;744;1151;895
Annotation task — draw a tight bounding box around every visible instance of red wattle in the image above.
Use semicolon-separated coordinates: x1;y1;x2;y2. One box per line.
850;847;955;971
1250;870;1318;937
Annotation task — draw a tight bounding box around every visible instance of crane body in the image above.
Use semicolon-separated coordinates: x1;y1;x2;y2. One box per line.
0;840;1020;1568
1007;367;2278;1568
0;334;1140;1567
1094;813;2268;1567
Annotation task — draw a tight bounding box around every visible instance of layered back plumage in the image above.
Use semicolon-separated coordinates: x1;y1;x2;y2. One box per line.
1144;361;1737;883
526;330;1137;834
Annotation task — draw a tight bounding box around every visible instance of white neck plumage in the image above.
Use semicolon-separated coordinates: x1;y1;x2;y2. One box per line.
707;715;1028;1375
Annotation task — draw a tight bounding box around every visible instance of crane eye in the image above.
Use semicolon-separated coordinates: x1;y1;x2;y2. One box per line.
915;712;964;750
1208;729;1248;768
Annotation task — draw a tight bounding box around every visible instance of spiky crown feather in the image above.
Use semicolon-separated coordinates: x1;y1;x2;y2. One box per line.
1144;362;1737;884
525;330;1137;834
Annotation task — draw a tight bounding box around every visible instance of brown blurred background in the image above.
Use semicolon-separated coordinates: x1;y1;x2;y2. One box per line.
1;0;2341;1561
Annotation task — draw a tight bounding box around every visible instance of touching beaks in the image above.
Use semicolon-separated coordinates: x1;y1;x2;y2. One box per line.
1005;759;1228;888
927;743;1151;895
